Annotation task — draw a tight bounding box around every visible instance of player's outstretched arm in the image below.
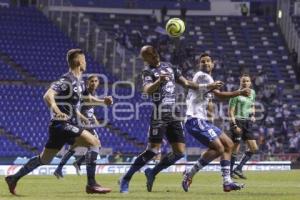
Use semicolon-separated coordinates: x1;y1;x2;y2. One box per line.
85;95;114;106
177;76;223;91
213;88;250;100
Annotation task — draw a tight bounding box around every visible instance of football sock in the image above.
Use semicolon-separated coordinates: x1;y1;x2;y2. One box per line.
230;153;237;174
236;151;253;171
14;156;42;181
151;152;184;176
123;150;156;181
56;150;75;171
188;156;210;178
220;160;232;184
86;150;98;186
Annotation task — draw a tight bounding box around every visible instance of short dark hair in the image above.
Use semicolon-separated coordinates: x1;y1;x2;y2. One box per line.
199;53;212;61
87;75;99;81
66;49;83;68
240;73;251;79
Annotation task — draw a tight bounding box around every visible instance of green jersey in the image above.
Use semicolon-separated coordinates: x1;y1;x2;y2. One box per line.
229;89;255;119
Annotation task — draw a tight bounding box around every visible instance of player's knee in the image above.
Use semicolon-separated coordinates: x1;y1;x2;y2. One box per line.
227;139;234;150
250;147;259;154
91;137;100;147
217;145;225;155
89;146;100;154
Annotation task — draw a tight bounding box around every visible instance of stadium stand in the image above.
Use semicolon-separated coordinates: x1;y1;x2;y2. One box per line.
0;2;299;158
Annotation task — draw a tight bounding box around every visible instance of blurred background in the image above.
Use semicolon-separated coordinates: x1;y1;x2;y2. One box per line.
0;0;299;168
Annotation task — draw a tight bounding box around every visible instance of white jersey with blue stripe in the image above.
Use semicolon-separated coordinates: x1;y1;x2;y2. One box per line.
186;71;214;120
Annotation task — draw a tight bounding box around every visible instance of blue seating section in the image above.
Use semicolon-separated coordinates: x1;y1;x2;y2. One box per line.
0;136;32;157
0;7;299;156
0;7;115;82
0;60;23;80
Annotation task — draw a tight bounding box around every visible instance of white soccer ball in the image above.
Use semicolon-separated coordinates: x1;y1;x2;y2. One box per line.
165;18;185;37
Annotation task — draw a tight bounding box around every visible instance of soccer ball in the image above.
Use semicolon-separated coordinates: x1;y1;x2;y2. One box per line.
165;18;185;37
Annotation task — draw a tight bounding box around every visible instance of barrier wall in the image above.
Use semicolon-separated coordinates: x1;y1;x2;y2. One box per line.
0;161;291;176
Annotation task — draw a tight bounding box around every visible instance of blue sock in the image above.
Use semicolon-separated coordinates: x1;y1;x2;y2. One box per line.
220;160;231;184
188;156;210;177
123;150;156;181
151;152;184;176
56;150;75;171
14;156;42;181
236;151;253;171
86;151;98;186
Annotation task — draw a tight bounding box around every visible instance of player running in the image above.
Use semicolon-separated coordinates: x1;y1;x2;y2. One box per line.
53;75;102;178
5;49;112;195
229;74;258;179
119;45;223;193
182;53;250;192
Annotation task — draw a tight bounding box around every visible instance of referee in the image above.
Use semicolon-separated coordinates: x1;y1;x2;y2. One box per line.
229;74;258;179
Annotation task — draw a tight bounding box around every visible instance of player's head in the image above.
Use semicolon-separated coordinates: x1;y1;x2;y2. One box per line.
67;49;86;72
199;53;214;73
140;45;160;67
87;75;99;91
239;74;252;89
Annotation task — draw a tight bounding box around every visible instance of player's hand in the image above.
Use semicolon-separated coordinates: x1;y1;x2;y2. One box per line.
104;96;113;105
55;112;69;121
207;81;224;90
82;117;90;125
234;126;242;134
251;116;256;123
159;73;171;82
239;88;251;97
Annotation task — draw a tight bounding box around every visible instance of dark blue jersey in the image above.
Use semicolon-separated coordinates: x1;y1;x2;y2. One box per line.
142;62;182;120
81;89;97;125
50;71;85;124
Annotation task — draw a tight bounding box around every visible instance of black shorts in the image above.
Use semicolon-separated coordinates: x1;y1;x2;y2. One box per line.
148;120;185;144
45;121;84;149
230;119;255;143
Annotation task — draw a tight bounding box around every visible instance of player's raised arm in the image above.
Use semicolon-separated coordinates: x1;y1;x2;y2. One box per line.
142;68;171;94
43;88;68;120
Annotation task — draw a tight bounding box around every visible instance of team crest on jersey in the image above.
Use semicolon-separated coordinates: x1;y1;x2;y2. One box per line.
145;76;152;81
164;82;175;93
166;67;173;74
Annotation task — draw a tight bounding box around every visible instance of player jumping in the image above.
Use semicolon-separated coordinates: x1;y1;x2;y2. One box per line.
182;53;250;192
119;45;222;193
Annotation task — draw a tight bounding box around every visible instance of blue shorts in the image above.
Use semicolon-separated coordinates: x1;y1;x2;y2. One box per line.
184;118;222;147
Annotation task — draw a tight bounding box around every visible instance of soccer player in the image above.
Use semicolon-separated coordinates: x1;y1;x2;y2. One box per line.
53;75;102;178
182;53;250;192
5;49;112;195
119;45;223;193
229;74;258;179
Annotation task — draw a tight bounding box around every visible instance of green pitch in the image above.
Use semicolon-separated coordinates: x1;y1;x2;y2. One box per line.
1;171;300;200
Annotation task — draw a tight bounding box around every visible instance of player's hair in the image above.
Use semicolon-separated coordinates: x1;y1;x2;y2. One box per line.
66;49;84;69
87;75;99;81
240;73;251;79
199;52;212;61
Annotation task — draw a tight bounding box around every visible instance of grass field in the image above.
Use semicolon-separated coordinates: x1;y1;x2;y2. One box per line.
1;171;300;200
